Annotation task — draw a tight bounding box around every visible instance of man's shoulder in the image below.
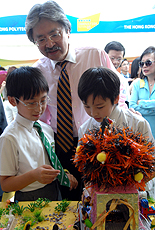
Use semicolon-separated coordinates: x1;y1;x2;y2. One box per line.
33;56;52;67
75;46;103;55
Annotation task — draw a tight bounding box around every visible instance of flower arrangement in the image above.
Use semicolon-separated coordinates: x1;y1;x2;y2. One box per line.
73;117;155;190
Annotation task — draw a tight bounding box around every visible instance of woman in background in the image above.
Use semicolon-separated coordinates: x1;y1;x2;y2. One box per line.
129;46;155;139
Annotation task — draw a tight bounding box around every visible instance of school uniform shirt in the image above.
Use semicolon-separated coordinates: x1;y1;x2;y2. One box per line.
78;105;154;143
33;45;128;137
129;78;155;139
0;113;55;192
3;100;18;124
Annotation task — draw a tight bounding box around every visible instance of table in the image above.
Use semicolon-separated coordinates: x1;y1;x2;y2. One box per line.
0;201;78;229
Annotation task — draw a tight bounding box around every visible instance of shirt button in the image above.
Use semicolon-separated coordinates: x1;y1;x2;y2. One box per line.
74;106;76;108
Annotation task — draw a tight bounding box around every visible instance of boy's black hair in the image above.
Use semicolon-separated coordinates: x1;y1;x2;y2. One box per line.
78;67;120;105
104;41;125;57
6;66;49;101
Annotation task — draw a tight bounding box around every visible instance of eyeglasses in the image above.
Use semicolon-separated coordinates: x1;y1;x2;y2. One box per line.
15;96;50;109
110;57;122;62
34;30;62;47
139;60;155;68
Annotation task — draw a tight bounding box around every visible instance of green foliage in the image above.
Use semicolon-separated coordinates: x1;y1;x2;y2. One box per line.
37;215;44;222
35;198;50;208
0;198;50;229
26;202;36;212
33;209;44;222
33;209;42;218
54;199;71;213
25;198;50;212
5;203;26;216
0;207;5;218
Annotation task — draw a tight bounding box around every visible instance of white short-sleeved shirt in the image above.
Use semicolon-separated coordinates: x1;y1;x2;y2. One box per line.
78;105;154;143
0;113;54;192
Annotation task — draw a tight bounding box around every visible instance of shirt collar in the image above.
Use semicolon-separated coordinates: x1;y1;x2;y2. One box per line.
16;113;36;133
109;105;120;123
51;44;76;69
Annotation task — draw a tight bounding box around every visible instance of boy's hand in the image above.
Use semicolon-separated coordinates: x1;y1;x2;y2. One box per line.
67;174;78;190
34;165;60;184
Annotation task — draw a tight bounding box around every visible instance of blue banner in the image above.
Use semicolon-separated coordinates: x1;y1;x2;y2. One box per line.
0;14;155;35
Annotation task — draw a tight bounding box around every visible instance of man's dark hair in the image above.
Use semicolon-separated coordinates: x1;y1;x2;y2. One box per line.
6;66;49;101
78;67;120;105
120;58;129;67
104;41;125;57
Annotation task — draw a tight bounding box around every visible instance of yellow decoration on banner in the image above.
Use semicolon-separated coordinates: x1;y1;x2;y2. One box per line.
77;13;100;32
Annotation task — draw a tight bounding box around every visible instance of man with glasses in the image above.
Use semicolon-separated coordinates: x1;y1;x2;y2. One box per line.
105;41;130;106
25;1;129;201
104;41;125;69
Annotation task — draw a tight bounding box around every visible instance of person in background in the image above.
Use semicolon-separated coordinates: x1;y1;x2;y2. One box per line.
25;1;129;200
129;57;142;94
120;58;131;81
104;41;129;106
104;41;125;69
0;66;77;202
129;46;155;139
0;69;7;95
0;67;6;71
2;66;18;124
0;95;7;201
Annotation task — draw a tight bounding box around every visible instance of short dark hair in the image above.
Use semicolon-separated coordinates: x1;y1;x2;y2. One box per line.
26;0;71;43
6;66;49;101
104;41;125;57
120;58;129;67
78;67;120;105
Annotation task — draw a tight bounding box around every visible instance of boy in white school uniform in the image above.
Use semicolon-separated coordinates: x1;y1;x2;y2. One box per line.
0;66;77;201
78;67;155;198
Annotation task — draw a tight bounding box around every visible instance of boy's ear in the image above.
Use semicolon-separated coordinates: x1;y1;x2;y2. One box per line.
114;95;119;105
8;96;17;107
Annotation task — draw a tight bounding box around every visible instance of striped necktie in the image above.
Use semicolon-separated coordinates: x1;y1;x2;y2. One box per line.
33;121;70;187
57;61;74;152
